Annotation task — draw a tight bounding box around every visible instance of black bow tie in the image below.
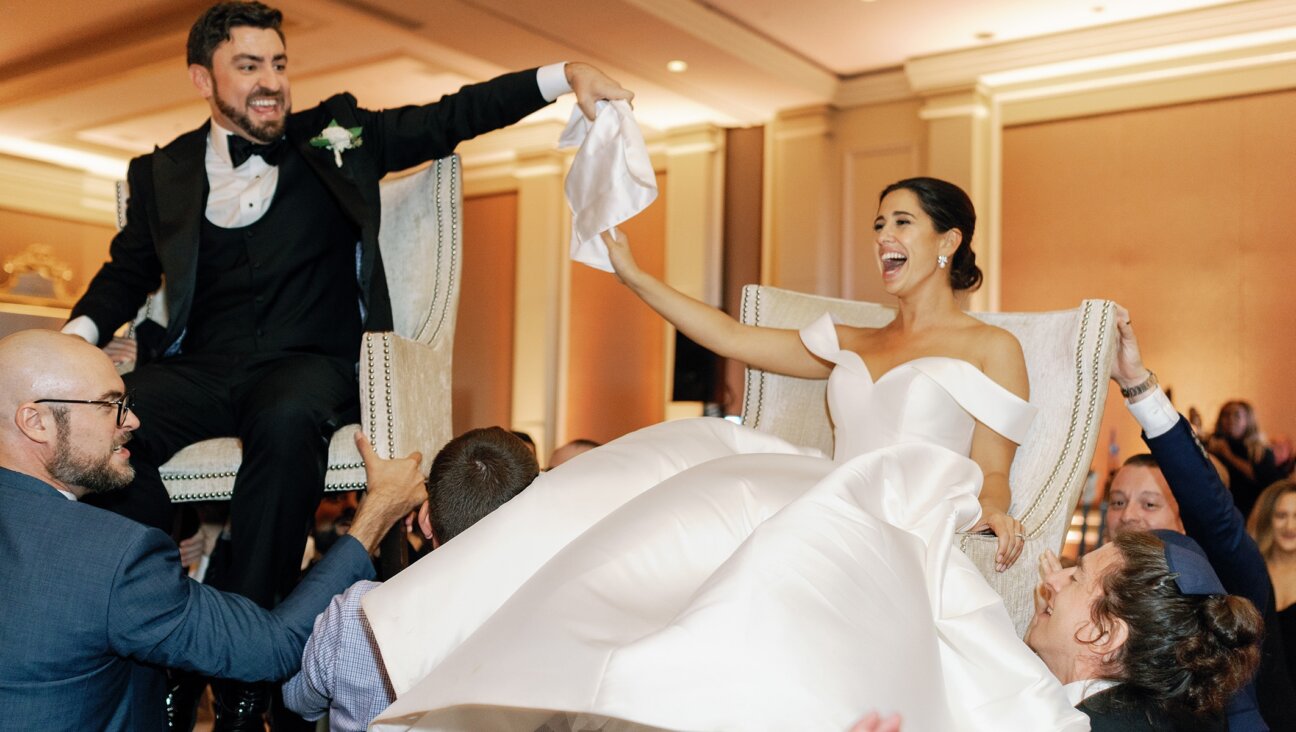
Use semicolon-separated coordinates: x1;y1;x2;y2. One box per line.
227;134;285;168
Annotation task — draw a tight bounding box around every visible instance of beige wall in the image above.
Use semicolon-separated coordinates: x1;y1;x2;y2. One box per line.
564;173;668;444
761;98;928;302
1001;88;1296;464
452;191;518;436
832;100;926;304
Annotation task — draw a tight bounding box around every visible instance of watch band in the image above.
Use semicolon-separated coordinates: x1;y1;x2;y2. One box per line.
1120;370;1158;399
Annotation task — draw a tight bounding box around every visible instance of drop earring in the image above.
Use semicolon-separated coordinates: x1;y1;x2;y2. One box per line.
937;255;949;269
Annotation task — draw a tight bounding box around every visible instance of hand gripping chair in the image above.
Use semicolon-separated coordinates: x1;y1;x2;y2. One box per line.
116;157;464;567
738;286;1117;635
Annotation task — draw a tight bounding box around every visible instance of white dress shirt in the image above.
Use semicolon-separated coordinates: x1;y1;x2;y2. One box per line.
1064;678;1119;706
1126;386;1180;439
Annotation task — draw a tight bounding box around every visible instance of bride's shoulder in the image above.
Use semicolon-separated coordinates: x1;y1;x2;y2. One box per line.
966;323;1029;399
971;322;1025;358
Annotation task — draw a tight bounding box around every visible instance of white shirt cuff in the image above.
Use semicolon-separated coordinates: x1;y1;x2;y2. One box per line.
1126;387;1180;439
62;316;100;346
537;63;572;103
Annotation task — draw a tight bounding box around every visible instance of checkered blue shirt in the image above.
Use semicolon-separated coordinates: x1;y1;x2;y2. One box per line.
283;580;394;731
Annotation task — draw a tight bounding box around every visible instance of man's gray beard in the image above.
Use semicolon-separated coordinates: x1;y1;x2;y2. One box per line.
46;411;134;495
213;77;287;143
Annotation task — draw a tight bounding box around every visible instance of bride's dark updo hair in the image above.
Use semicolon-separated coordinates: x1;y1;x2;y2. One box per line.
1092;531;1263;717
879;177;981;292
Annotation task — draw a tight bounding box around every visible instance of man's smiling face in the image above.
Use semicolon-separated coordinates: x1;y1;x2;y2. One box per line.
193;25;291;143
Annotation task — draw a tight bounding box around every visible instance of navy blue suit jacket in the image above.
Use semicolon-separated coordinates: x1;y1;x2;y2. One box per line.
0;467;375;731
1144;417;1296;731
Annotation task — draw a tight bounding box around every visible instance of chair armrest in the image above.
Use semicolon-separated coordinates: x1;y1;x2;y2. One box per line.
360;332;452;471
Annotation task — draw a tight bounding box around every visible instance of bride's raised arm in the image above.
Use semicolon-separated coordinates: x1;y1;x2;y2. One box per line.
969;328;1031;571
601;229;831;380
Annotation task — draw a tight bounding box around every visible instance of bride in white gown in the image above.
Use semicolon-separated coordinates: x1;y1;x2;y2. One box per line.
365;178;1088;731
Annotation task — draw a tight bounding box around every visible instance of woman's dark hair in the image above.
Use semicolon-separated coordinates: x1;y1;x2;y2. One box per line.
187;1;285;68
1090;531;1262;716
878;177;981;292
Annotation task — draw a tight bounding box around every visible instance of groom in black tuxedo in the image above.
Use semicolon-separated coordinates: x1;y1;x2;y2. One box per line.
62;1;629;723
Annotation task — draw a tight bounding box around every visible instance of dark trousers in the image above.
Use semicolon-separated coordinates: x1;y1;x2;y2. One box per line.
87;351;358;608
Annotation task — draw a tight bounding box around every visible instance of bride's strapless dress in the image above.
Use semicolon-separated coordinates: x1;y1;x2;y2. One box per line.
365;315;1089;731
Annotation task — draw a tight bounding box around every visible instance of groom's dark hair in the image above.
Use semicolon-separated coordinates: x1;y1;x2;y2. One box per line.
187;1;285;68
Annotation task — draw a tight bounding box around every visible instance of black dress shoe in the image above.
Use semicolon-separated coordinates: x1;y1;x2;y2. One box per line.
165;670;208;732
211;680;270;731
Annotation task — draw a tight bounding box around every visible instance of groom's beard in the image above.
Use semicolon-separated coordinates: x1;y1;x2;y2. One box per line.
213;77;289;143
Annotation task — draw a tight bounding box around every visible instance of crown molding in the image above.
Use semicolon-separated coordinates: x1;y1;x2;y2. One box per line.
0;154;117;226
906;0;1296;94
834;68;915;109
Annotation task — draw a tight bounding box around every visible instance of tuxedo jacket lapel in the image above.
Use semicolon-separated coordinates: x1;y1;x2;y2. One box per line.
151;124;208;344
289;111;370;228
289;102;382;315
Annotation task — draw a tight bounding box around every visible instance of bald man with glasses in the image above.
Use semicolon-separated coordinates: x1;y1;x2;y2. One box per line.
0;330;427;731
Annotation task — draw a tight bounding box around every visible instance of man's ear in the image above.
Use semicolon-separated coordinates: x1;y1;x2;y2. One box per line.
1095;617;1130;664
15;404;54;445
190;64;214;99
417;500;435;542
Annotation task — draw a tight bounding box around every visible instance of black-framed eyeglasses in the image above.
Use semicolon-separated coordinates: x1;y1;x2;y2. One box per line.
34;394;134;427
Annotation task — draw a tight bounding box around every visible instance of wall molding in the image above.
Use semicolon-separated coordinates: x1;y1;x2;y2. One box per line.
0;154;116;226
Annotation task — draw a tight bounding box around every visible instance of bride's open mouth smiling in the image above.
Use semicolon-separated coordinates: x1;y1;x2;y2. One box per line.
880;249;908;280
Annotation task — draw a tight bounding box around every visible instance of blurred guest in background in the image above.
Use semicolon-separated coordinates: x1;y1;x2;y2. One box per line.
1207;400;1280;519
1248;478;1296;680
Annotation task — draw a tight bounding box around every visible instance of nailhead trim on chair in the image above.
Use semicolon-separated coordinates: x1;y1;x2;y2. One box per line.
366;333;376;445
955;300;1109;549
1027;301;1110;532
115;180;129;230
384;333;395;460
414;157;460;345
740;286;765;428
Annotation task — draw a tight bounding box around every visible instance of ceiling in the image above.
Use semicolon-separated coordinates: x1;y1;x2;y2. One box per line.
0;0;1253;174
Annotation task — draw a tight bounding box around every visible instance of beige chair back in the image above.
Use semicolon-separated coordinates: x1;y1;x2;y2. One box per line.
739;285;1117;634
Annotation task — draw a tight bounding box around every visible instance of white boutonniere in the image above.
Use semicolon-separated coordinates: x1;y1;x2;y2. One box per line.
310;120;363;167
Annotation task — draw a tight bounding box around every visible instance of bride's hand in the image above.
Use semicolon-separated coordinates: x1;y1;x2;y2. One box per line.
601;229;639;284
974;507;1026;572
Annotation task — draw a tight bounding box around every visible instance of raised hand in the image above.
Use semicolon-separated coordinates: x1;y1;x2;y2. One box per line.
600;229;639;284
566;62;634;121
347;431;426;552
1111;305;1150;392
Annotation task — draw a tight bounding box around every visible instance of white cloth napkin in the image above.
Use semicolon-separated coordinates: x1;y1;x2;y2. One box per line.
559;100;657;272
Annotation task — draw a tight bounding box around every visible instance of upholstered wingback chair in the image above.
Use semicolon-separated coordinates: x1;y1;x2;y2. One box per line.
117;156;463;501
739;286;1117;635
